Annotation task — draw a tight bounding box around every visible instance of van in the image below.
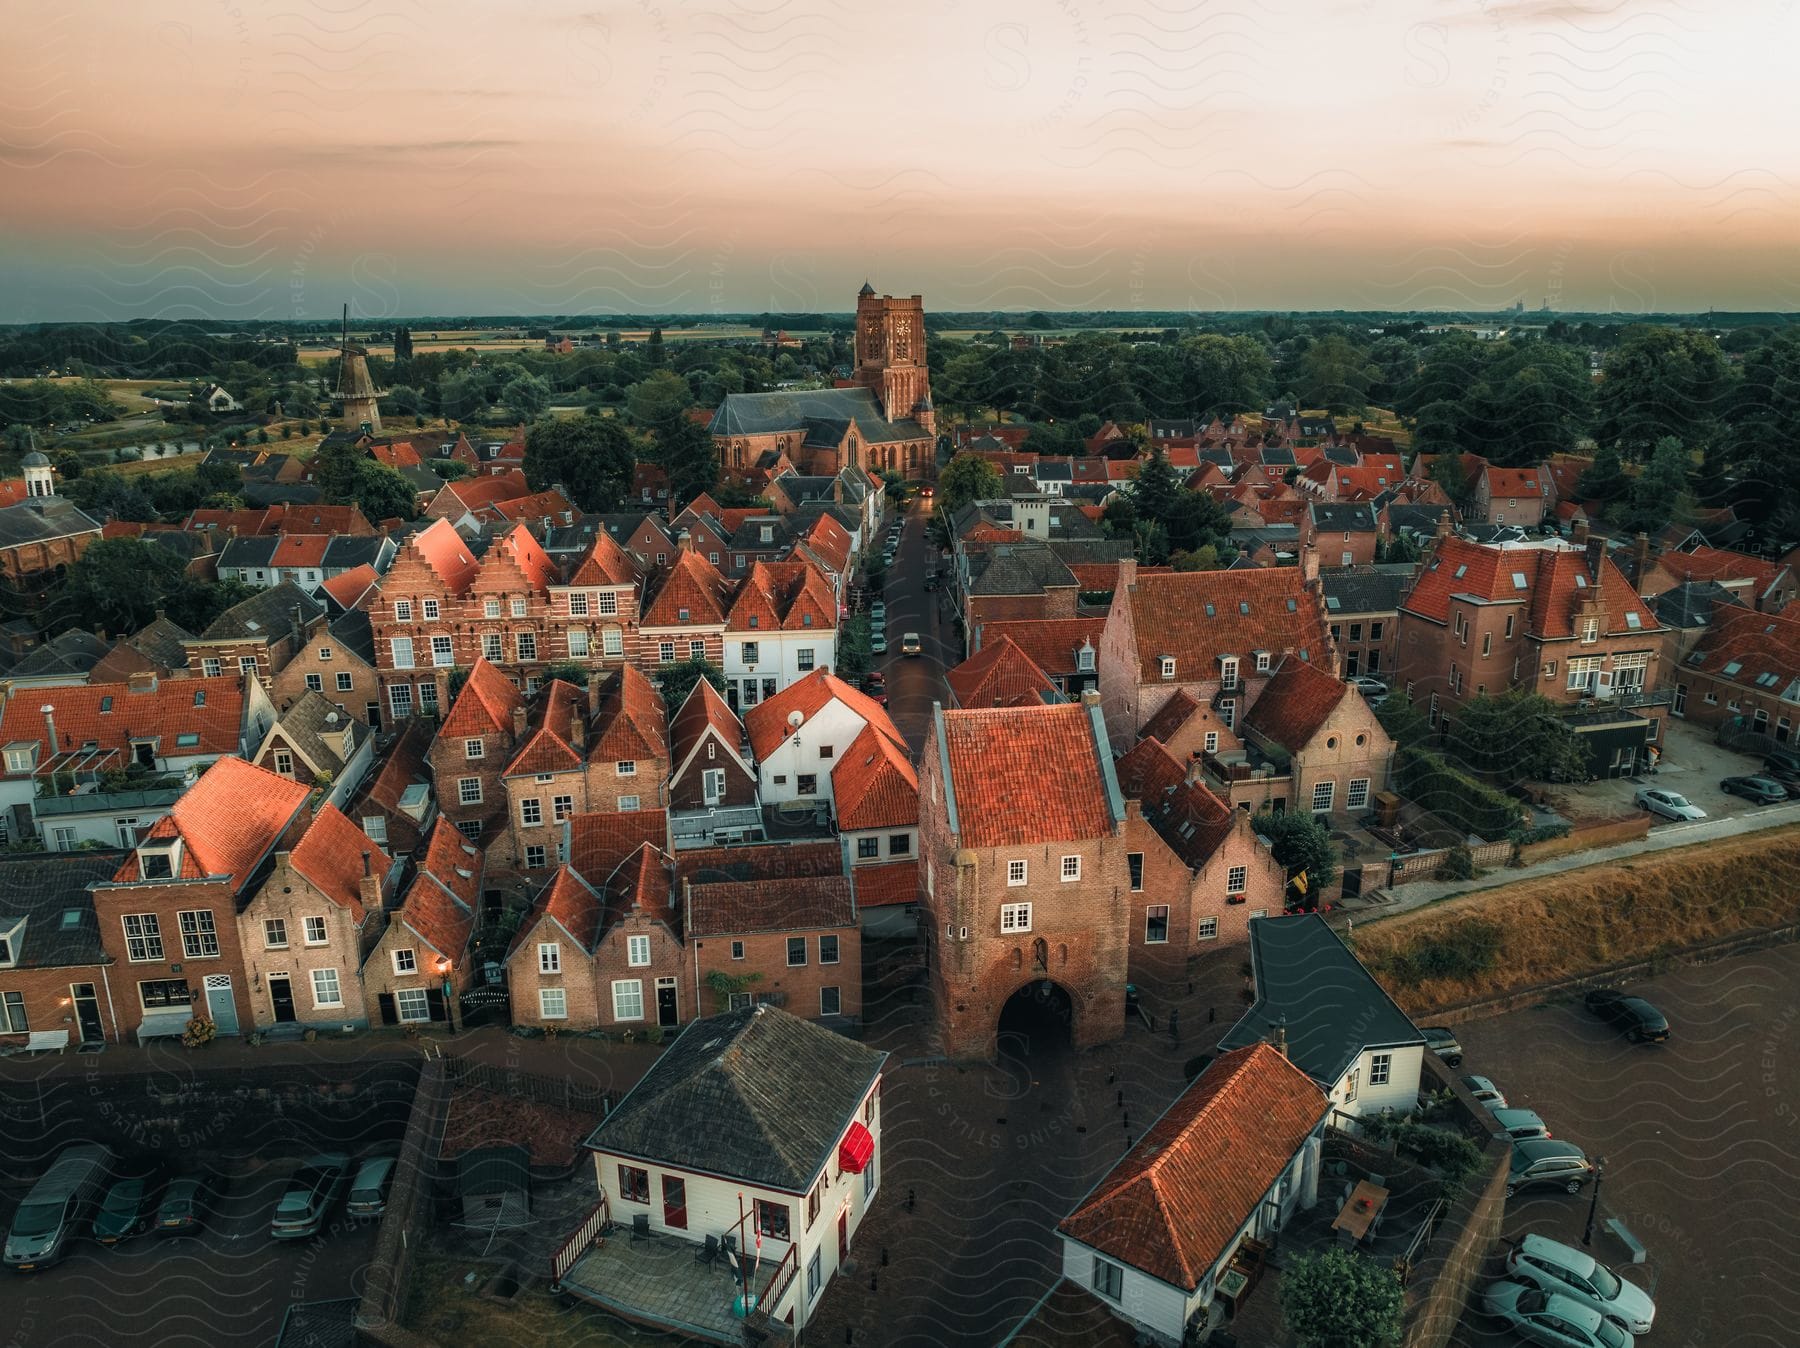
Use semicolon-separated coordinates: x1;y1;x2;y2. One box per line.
5;1143;116;1271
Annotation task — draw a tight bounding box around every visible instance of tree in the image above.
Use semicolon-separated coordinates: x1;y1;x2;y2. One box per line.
61;538;186;633
350;461;418;522
1595;327;1731;460
1250;809;1337;893
392;326;413;361
657;414;719;507
1574;444;1628;503
386;383;424;416
626;369;694;430
437;370;487;422
1374;691;1431;748
502;371;551;422
646;326;666;367
1298;335;1376;414
1426;453;1473;509
1279;1247;1404;1348
1444;691;1589;784
655;656;723;710
525;416;634;512
936;453;1004;514
1179;333;1273;416
1612;435;1691;536
163;576;259;633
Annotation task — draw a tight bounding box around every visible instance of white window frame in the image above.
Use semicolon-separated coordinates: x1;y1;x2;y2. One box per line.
263;918;288;950
464;738;484;760
311;967;343;1008
538;943;561;974
1000;902;1032;933
1007;859;1028;887
626;934;651;968
396;987;430;1023
303;916;328;946
458;777;482;805
1347;778;1370;810
539;987;568;1020
1369;1052;1392;1087
611;979;644;1022
520;798;543;827
1197;916;1219;940
392;948;417;976
1060;855;1081;882
1311;781;1335;813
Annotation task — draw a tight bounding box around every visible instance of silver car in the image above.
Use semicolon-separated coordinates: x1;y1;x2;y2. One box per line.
1491;1107;1551;1141
1633;787;1705;821
1506;1234;1656;1334
1461;1074;1507;1108
1483;1279;1634;1348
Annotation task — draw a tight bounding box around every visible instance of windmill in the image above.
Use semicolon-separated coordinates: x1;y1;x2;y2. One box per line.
335;302;383;433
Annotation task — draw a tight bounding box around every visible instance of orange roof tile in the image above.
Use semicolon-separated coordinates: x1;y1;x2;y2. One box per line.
0;677;244;769
490;488;574;524
1683;605;1800;688
515;865;605;954
406;518;480;592
604;842;677;930
504;680;587;777
853;860;919;908
979;617;1104;680
1524;547;1660;639
569;810;669;881
367;439;422;469
669;677;744;771
1241;655;1346;753
270;534;330;568
438;658;525;741
687;875;854;938
590;665;667;765
1057;1044;1327;1290
567;530;640;588
937;703;1117;849
1121;569;1328;684
442;469;533;512
831;722;919;832
801;514;852;574
1139;689;1205;746
726;560;836;635
289;804;389;922
397;866;474;960
744;669;901;763
642;549;732;628
320;563;379;610
111;758;308;889
945;636;1058;709
1113;737;1235;867
479;523;560;593
413;816;485;911
1482;464;1547;498
1662;545;1783;596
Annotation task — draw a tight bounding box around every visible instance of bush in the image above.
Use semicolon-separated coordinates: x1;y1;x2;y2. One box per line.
1511;821;1572;846
1438;845;1476;881
1366;917;1503;987
1395;746;1520;840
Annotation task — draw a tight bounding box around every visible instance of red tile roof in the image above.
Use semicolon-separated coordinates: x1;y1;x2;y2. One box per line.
491;488;575;525
485;523;560;593
801;514;853;575
1120;569;1328;684
852;860;918;909
1482;464;1547;499
1241;655;1346;753
567;530;640;588
590;665;667;765
438;658;525;741
744;669;901;763
726;560;836;634
440;470;533;513
1057;1044;1327;1290
320;564;379;610
367;439;422;469
642;548;732;628
569;810;669;881
504;680;587;777
675;840;842;887
831;723;919;831
669;677;744;772
1524;547;1660;639
979;617;1104;680
406;517;480;592
1660;545;1783;596
1139;689;1204;746
517;865;605;953
603;842;678;931
1683;605;1800;689
289;804;388;923
397;864;474;960
945;636;1057;709
1403;538;1659;640
938;703;1116;849
414;816;485;910
687;876;854;938
111;757;308;889
1;677;244;770
1113;737;1235;868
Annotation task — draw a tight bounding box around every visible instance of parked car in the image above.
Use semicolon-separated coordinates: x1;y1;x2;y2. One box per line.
869;602;887;623
5;1144;116;1270
1758;765;1800;799
1720;775;1787;804
1347;676;1388;696
1506;1234;1656;1334
1490;1107;1552;1141
870;633;888;656
155;1173;225;1238
1508;1139;1596;1197
93;1163;168;1244
1633;787;1705;821
1420;1025;1463;1067
1461;1074;1508;1108
1764;746;1800;777
862;672;888;706
345;1153;399;1220
269;1154;352;1240
901;632;922;657
1583;988;1670;1043
1482;1279;1634;1348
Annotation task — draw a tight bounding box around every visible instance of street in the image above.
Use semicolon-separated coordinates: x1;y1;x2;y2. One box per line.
871;495;955;755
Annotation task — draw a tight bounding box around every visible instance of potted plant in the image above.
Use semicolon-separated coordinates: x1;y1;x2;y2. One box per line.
182;1017;216;1049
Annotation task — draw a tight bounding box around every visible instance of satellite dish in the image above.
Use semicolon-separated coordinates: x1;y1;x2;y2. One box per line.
787;710;804;729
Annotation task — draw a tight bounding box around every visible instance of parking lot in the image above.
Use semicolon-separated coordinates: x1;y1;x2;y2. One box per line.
3;1155;382;1348
1450;941;1800;1347
1554;718;1790;825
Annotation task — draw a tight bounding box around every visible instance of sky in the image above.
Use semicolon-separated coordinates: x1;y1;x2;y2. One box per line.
4;0;1798;320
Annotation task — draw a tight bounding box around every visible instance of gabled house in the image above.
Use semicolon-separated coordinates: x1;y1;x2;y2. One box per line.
185;581;327;686
503;864;605;1028
721;560;838;712
1474;464;1549;528
1301;502;1380;568
666;678;761;850
1219;655;1395;820
1055;1043;1329;1347
238;805;392;1031
0;851;129;1049
362;819;481;1027
832;723;918;869
569;1006;887;1338
87;613;195;685
640;546;732;672
251;689;376;811
1218;913;1426;1120
744;669;902;812
1671;603;1800;741
945;636;1060;709
976;617;1105;696
349;717;436;857
430;658;525;841
270;607;384;727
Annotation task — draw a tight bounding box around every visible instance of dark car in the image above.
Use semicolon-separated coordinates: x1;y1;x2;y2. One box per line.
1764;747;1800;777
92;1164;167;1245
1508;1139;1596;1197
1420;1025;1463;1067
862;672;888;706
1720;775;1788;804
1759;765;1800;799
1584;987;1670;1043
155;1173;225;1238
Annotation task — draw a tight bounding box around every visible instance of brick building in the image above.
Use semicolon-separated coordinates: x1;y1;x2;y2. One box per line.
1222;655;1395;819
1301;502;1380;568
665;678;761;850
917;694;1133;1060
249;690;376;811
0;492;102;586
269;608;384;728
361;820;480;1027
0;851;126;1049
348;719;436;857
1667;604;1800;741
687;872;859;1026
184;582;327;687
1321;566;1410;682
430;658;525;841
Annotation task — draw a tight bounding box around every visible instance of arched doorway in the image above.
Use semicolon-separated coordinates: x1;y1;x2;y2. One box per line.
996;978;1074;1056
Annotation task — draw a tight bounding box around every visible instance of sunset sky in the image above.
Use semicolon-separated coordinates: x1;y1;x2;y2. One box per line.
5;0;1798;319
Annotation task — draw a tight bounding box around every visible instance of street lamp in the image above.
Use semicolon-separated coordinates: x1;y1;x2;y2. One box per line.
439;956;457;1035
1581;1155;1606;1246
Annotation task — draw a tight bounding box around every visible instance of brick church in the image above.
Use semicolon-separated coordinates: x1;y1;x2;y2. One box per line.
709;283;938;482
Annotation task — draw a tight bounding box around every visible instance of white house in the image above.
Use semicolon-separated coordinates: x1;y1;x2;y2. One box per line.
721;560;839;713
743;670;898;812
1217;912;1427;1121
200;384;241;412
1056;1042;1330;1346
569;1005;888;1338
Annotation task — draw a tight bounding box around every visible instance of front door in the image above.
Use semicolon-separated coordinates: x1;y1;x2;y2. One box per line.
268;976;296;1023
657;979;679;1028
204;974;239;1035
70;983;103;1043
662;1176;687;1230
837;1208;848;1263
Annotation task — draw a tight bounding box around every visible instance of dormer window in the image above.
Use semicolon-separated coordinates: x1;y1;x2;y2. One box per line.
137;838;182;880
1077;644;1095;673
1160;656;1177;680
748;615;759;629
4;742;37;775
0;918;21;968
1254;651;1271;672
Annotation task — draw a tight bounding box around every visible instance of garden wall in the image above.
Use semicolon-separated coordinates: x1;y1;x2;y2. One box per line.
355;1058;451;1348
1516;813;1648;864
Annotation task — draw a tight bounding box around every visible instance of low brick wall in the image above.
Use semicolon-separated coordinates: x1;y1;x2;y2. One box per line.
1401;1130;1509;1348
356;1059;451;1348
1516;814;1649;865
1390;839;1514;886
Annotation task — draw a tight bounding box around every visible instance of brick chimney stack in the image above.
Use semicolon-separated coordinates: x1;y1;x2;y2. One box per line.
512;703;528;738
1572;517;1590;546
358;850;383;910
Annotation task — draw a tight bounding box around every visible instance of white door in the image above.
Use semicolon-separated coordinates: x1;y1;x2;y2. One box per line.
703;768;726;806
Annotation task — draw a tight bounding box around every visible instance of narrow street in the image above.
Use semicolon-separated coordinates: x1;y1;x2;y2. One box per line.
872;494;955;755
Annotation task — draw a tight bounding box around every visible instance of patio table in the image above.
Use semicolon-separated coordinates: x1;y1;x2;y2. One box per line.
1330;1180;1390;1243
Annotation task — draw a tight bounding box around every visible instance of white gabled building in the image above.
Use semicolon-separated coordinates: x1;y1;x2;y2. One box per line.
566;1004;888;1339
720;560;840;714
742;669;900;812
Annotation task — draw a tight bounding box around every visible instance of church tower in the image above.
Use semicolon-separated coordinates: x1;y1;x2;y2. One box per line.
335;303;383;433
852;283;935;436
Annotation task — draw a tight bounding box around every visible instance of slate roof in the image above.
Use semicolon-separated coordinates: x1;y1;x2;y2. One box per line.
265;691;370;778
1309;502;1379;532
936;702;1122;849
1120;569;1327;683
1218;913;1424;1087
327;608;376;664
9;629;111;680
0;850;122;968
117;614;197;672
686;875;855;938
1241;655;1347;754
1057;1044;1327;1290
711;386;928;445
198;581;325;643
1319;565;1413;617
1652;580;1743;630
1113;738;1235;868
0;497;101;547
1386;503;1453;537
965;543;1079;597
586;1005;887;1193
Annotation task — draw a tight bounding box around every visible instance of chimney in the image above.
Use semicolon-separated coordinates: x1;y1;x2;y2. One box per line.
1585;535;1606;577
512;703;528;738
1572;517;1590;545
587;671;605;719
1272;1016;1288;1058
1301;543;1319;584
569;705;586;751
677;528;693;554
290;603;304;650
1081;687;1102;708
126;670;158;694
1633;530;1650;579
40;704;57;751
1435;511;1452;542
1117;557;1137;592
358;850;382;911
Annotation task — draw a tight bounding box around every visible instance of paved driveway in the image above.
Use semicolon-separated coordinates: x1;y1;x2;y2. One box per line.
1553;718;1783;824
1451;942;1800;1347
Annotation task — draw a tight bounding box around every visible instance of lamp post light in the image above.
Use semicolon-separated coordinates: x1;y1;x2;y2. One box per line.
1582;1155;1606;1246
439;957;457;1035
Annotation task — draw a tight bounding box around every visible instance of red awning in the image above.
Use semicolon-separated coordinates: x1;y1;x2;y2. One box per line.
838;1121;874;1174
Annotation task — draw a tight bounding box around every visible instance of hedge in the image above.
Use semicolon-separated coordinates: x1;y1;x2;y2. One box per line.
1394;746;1519;840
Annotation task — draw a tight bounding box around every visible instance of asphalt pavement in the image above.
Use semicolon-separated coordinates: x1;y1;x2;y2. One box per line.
871;498;954;755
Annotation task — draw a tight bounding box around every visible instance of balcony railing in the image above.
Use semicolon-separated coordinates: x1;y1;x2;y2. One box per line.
549;1192;611;1287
